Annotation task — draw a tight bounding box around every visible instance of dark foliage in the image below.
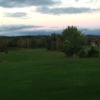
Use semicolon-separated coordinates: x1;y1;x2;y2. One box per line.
0;38;8;53
79;50;87;58
0;27;100;58
46;33;62;51
62;26;85;57
88;47;99;57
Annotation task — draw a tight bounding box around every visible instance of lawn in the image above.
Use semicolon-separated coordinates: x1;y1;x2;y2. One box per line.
0;49;100;100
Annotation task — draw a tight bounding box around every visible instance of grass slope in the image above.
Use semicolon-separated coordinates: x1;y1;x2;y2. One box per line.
0;49;100;100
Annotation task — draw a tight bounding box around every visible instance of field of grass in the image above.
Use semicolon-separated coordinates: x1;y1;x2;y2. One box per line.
0;48;100;100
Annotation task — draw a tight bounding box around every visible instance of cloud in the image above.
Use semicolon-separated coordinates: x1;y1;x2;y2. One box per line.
0;25;100;36
0;24;61;36
81;29;100;35
1;28;100;36
10;30;57;36
75;0;79;2
75;0;94;2
36;6;100;15
0;24;42;32
4;12;27;18
0;0;58;8
0;29;62;36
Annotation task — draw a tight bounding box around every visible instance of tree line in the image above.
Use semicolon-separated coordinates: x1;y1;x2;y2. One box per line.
0;26;100;57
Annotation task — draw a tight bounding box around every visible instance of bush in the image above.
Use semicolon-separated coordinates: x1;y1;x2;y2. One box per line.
79;50;87;58
0;39;8;53
88;47;99;57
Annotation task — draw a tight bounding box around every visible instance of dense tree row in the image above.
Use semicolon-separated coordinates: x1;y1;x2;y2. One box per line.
0;26;100;57
0;36;47;49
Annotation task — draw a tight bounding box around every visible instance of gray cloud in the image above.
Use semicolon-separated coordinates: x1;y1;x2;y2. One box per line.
1;28;100;36
81;29;100;35
0;0;58;8
4;12;27;18
0;24;61;36
0;24;100;36
0;29;62;36
75;0;93;2
36;7;100;15
0;25;42;32
75;0;79;2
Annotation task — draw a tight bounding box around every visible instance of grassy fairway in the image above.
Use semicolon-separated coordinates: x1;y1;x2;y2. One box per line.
0;49;100;100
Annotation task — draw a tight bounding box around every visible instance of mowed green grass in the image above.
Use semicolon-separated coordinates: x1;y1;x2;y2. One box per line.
0;49;100;100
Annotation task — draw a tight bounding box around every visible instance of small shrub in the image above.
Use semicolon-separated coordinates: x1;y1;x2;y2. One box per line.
79;50;87;58
88;47;99;57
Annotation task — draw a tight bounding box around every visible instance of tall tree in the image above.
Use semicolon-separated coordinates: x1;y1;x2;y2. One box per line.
62;26;86;57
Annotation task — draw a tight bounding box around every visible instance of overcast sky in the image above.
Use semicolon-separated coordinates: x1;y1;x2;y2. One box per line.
0;0;100;36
